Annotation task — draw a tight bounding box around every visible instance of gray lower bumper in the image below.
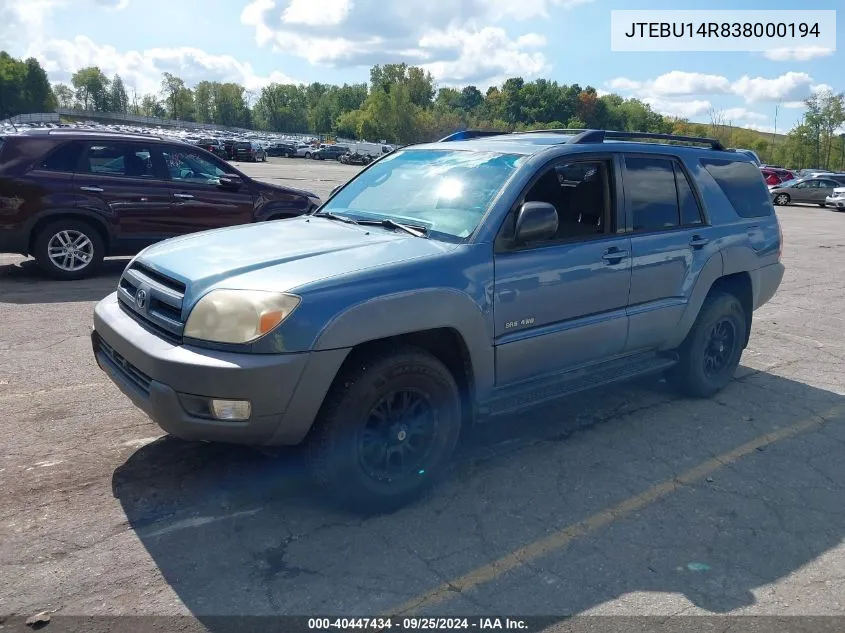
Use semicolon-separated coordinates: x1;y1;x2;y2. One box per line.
92;292;348;446
752;262;785;310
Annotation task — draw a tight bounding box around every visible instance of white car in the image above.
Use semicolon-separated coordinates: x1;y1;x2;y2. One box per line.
825;187;845;210
295;143;317;158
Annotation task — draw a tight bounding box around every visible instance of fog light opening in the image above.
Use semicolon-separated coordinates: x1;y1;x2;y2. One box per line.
210;399;251;421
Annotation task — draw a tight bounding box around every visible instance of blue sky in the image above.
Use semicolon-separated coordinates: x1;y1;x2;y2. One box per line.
0;0;840;132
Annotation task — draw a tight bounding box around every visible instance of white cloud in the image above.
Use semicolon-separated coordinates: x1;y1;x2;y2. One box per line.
811;83;834;94
721;108;768;123
421;27;549;87
609;70;824;119
783;101;806;109
731;72;813;103
642;97;712;119
763;47;833;62
28;36;299;96
240;0;592;87
282;0;352;26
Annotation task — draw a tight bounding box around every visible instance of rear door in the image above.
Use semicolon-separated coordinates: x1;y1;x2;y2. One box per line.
622;154;715;353
814;178;840;202
74;140;173;253
160;144;255;231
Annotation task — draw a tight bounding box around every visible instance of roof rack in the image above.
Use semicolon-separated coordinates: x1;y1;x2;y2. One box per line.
568;129;725;151
438;130;507;142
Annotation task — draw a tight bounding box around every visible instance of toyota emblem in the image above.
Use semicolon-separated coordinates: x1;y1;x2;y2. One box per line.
135;288;148;309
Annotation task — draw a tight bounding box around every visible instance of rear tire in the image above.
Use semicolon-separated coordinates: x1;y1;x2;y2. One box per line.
307;346;462;514
667;291;747;398
33;219;105;280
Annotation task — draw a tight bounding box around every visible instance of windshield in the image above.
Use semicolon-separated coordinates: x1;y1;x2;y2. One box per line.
319;149;524;239
777;178;800;188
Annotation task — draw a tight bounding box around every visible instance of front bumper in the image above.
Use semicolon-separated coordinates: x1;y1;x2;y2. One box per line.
92;292;348;446
825;196;845;209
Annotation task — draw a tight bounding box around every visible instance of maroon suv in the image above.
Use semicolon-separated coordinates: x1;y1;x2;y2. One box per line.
0;129;321;279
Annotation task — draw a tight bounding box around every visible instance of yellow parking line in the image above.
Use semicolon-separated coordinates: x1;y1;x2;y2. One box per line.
388;404;844;616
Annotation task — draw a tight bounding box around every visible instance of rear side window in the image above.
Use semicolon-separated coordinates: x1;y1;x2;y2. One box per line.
625;157;681;231
40;141;84;172
701;158;773;218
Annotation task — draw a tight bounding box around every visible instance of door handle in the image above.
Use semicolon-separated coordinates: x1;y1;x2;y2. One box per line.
497;289;517;302
173;193;194;199
601;248;629;262
689;235;710;248
79;186;103;193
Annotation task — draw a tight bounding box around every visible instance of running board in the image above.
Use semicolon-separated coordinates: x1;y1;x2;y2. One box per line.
481;352;678;418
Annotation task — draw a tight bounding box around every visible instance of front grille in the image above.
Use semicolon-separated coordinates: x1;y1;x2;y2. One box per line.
96;335;152;395
117;263;185;345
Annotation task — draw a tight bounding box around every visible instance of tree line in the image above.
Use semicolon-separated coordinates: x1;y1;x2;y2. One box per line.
2;51;844;170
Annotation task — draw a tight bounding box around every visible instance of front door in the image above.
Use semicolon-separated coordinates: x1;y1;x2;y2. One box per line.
74;140;174;254
622;154;717;352
790;180;818;203
160;145;255;233
493;157;632;386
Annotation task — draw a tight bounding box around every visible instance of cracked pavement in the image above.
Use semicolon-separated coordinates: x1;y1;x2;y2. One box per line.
1;160;844;624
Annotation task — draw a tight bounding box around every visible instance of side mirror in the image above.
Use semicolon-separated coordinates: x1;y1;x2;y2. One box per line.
514;201;558;243
218;174;243;189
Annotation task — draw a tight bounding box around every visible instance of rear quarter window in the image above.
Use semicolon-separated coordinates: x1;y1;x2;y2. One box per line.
700;158;773;218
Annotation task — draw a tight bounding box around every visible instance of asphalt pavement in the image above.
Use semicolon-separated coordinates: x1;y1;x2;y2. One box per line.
1;158;844;625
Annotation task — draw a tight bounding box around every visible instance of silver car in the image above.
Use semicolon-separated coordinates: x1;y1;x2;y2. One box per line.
771;177;841;207
825;186;845;211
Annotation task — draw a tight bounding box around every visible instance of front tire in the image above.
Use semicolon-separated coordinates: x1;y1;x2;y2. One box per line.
667;291;747;398
774;193;790;206
305;152;312;159
33;220;105;280
307;346;462;513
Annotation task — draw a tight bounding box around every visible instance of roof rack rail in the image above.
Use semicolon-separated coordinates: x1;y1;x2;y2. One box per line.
567;129;725;151
519;128;589;135
439;130;507;142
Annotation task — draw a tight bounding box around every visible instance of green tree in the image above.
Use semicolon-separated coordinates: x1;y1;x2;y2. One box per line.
109;74;128;114
193;80;214;123
253;83;308;132
160;72;188;119
71;66;110;111
52;83;75;109
139;94;166;118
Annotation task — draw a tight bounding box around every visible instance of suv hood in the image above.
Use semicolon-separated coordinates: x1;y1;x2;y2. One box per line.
134;217;455;304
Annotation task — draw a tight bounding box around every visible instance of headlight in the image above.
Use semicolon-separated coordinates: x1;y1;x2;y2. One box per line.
184;290;300;344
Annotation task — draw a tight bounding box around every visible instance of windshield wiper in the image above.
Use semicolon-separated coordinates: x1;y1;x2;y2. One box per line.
314;211;359;225
355;218;428;237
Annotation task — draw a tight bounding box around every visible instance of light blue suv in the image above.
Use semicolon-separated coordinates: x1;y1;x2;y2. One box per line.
92;129;785;511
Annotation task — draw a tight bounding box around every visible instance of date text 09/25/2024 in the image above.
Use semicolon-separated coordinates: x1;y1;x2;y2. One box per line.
308;618;529;631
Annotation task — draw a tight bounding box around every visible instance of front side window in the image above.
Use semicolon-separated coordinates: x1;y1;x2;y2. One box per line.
499;159;614;245
162;147;228;185
83;143;155;178
320;149;524;240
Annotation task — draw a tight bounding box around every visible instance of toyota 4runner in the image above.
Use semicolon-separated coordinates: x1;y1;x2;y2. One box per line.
91;129;785;511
